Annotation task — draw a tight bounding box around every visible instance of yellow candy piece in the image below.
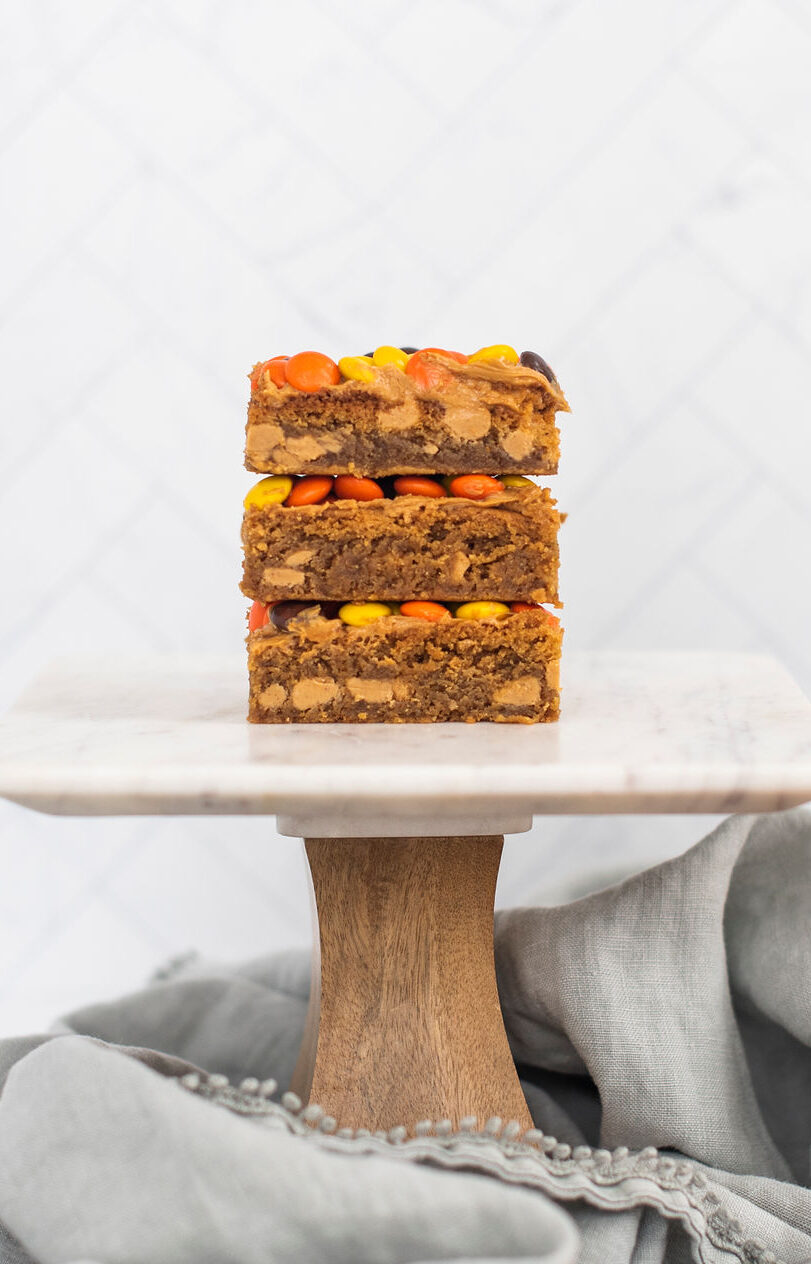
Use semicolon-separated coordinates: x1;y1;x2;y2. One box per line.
243;476;293;509
454;601;511;621
338;601;394;627
500;475;535;488
468;344;519;365
339;355;376;383
372;345;408;371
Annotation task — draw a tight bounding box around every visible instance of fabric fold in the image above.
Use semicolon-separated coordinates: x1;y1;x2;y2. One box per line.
0;809;808;1263
495;814;794;1179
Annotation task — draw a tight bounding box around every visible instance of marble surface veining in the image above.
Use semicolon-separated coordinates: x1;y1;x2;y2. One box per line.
0;653;810;830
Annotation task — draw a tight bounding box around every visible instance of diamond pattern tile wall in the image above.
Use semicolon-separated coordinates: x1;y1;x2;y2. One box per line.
1;0;809;1036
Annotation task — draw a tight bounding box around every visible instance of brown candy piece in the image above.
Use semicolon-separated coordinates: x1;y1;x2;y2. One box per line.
519;350;557;384
270;600;340;630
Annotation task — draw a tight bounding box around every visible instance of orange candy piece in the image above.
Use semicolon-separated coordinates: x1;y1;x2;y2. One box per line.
393;476;447;498
400;601;451;622
334;474;384;501
248;600;270;631
267;356;288;387
449;474;505;499
251;356;288;390
285;475;334;506
405;347;466;392
285;351;341;393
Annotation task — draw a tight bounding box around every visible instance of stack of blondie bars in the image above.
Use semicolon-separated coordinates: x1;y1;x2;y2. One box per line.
241;345;568;723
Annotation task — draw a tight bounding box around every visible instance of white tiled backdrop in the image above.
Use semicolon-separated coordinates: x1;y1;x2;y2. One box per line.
1;0;809;1037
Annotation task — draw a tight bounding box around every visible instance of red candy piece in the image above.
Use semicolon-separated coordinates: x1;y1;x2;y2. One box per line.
510;602;561;626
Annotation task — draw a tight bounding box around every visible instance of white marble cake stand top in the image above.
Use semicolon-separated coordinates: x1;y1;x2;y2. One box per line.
0;652;810;836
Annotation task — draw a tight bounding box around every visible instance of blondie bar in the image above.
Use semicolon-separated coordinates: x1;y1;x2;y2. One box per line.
246;352;568;477
247;606;562;724
241;484;561;605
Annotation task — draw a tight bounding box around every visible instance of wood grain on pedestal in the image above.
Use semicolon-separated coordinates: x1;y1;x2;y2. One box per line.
294;835;532;1134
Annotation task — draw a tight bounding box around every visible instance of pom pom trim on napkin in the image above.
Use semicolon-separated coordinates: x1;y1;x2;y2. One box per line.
177;1069;784;1264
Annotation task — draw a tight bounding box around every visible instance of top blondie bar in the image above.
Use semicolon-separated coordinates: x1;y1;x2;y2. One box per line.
245;345;569;477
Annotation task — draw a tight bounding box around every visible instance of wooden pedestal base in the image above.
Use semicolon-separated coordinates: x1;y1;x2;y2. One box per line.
290;835;531;1134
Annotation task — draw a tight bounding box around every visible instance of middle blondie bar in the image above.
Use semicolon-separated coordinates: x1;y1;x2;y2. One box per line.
242;482;561;605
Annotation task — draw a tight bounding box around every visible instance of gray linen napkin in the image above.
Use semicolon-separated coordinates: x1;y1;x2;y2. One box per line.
0;810;809;1264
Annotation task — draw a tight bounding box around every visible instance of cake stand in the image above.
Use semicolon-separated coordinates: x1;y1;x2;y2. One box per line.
1;650;810;1134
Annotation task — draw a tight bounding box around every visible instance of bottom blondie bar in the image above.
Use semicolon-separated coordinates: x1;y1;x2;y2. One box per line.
247;607;562;724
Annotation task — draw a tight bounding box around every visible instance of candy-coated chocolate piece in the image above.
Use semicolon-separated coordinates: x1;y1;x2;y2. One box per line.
519;350;557;384
270;601;317;630
468;344;519;365
399;601;451;622
285;351;341;392
267;356;289;387
500;474;535;488
334;474;384;501
244;475;294;508
248;600;270;631
510;602;561;625
400;346;419;354
338;601;394;627
251;357;288;390
269;600;341;630
338;355;376;383
404;351;452;392
284;475;334;506
404;347;468;392
454;601;511;621
372;345;408;370
448;474;505;500
393;476;447;498
418;347;468;364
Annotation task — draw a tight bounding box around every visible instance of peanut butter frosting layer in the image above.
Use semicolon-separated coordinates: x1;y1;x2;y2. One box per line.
246;358;569;477
241;485;561;605
247;607;562;724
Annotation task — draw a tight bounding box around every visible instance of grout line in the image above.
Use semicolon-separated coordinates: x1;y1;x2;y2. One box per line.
0;3;134;155
592;466;762;648
419;0;741;325
0;818;158;995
